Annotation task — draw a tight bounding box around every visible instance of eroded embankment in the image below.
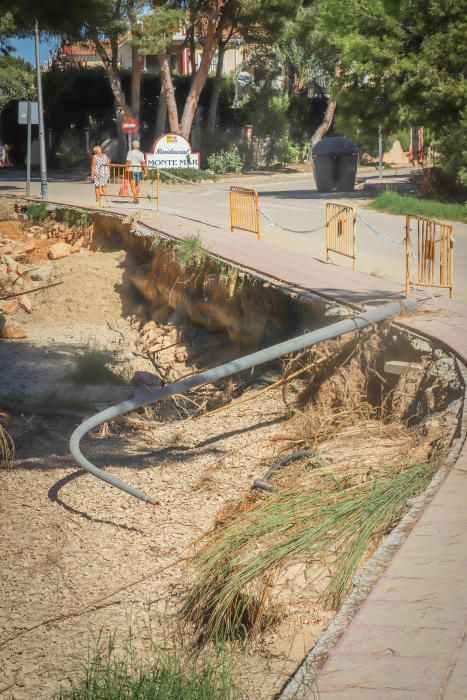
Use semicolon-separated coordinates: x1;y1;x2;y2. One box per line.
0;204;465;700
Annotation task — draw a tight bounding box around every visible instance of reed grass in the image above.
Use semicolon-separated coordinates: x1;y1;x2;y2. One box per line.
183;460;438;641
0;413;14;467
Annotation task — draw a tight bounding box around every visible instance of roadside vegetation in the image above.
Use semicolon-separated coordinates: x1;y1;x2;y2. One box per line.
369;192;467;223
57;638;237;700
183;459;438;642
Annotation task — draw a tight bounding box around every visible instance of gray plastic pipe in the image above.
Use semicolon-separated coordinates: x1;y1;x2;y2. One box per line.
70;299;416;504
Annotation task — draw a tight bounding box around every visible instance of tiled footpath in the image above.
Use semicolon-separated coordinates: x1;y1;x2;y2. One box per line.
70;203;467;698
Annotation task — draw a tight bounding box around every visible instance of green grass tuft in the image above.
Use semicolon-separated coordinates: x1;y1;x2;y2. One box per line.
26;201;48;225
183;460;438;642
369;191;467;222
57;637;237;700
70;350;124;385
174;234;207;269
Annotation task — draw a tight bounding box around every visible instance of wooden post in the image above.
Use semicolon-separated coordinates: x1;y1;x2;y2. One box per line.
405;215;411;297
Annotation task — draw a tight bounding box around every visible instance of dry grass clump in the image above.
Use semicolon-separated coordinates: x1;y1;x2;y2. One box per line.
0;412;14;467
182;459;438;643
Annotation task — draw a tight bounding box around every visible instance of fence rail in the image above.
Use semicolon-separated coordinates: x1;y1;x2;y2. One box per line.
97;164;160;209
230;186;260;240
326;202;356;269
406;214;453;298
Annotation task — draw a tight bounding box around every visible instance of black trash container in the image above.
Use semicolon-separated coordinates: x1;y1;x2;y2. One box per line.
312;136;358;192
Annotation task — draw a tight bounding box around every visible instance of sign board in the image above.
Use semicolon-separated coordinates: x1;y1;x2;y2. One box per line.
18;101;39;125
146;133;200;170
121;117;138;133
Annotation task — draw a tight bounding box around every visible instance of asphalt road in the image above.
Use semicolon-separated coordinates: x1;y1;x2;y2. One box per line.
2;168;466;301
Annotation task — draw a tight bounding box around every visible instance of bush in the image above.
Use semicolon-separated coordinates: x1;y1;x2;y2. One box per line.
207;147;243;174
151;168;217;184
275;136;300;166
26;201;48;225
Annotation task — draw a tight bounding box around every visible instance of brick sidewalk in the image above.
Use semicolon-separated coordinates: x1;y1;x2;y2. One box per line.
63;202;467;698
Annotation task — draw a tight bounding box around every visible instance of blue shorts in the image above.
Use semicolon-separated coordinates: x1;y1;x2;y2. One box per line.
130;171;142;182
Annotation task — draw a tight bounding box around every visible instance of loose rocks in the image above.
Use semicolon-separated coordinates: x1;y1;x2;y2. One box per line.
0;315;27;339
48;242;71;260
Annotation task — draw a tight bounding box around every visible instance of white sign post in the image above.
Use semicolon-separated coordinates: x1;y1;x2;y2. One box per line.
146;133;200;170
18;101;39;196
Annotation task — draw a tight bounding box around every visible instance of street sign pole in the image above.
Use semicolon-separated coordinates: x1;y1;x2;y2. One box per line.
26;102;31;196
34;19;48;200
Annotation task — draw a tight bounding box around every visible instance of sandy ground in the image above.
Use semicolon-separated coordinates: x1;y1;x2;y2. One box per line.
0;212;457;699
0;220;327;699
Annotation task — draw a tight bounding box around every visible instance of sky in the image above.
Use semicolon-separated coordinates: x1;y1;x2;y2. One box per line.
9;36;58;66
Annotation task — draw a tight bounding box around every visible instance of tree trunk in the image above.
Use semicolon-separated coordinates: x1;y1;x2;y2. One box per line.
159;52;180;133
91;33;131;157
180;26;218;138
155;85;167;140
131;48;143;126
311;99;337;146
310;66;341;148
207;41;226;132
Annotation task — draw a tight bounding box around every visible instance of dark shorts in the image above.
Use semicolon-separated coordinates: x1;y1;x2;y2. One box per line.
130;171;142;182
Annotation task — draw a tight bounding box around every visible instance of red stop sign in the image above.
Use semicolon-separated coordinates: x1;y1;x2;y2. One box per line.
121;117;138;133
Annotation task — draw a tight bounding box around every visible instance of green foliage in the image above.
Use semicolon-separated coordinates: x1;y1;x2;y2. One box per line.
174;234;207;269
0;55;34;111
26;201;48;225
274;136;300;166
55;131;87;169
207;147;243;174
53;207;92;228
70;350;124;385
153;168;216;184
57;637;236;700
305;0;467;186
370;192;467;223
184;460;438;642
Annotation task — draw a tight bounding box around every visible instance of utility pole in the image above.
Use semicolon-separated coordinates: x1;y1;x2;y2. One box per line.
34;19;48;199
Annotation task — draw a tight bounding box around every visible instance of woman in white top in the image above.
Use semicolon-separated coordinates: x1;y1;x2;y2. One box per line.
126;140;146;204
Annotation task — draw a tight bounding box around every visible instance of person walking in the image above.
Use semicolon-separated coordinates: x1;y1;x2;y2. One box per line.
91;145;110;205
126;140;146;204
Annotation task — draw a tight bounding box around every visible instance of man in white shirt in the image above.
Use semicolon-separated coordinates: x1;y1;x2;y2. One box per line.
126;140;146;203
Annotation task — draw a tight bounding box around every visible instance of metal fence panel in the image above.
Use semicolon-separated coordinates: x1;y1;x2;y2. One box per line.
326;202;356;269
230;186;260;240
406;214;453;298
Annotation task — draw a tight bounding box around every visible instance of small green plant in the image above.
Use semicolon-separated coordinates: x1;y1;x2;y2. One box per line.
274;136;300;166
70;350;124;385
53;208;92;228
369;191;467;223
57;637;237;700
207;147;243;174
174;234;207;269
26;201;48;225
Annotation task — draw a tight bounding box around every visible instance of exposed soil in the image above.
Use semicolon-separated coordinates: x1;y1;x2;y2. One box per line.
0;206;463;699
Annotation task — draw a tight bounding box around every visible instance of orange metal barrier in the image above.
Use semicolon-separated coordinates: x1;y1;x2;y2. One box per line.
96;164;160;209
326;203;357;269
230;186;260;240
406;214;453;298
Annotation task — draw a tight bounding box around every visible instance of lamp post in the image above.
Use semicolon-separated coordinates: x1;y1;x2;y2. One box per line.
34;19;48;199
